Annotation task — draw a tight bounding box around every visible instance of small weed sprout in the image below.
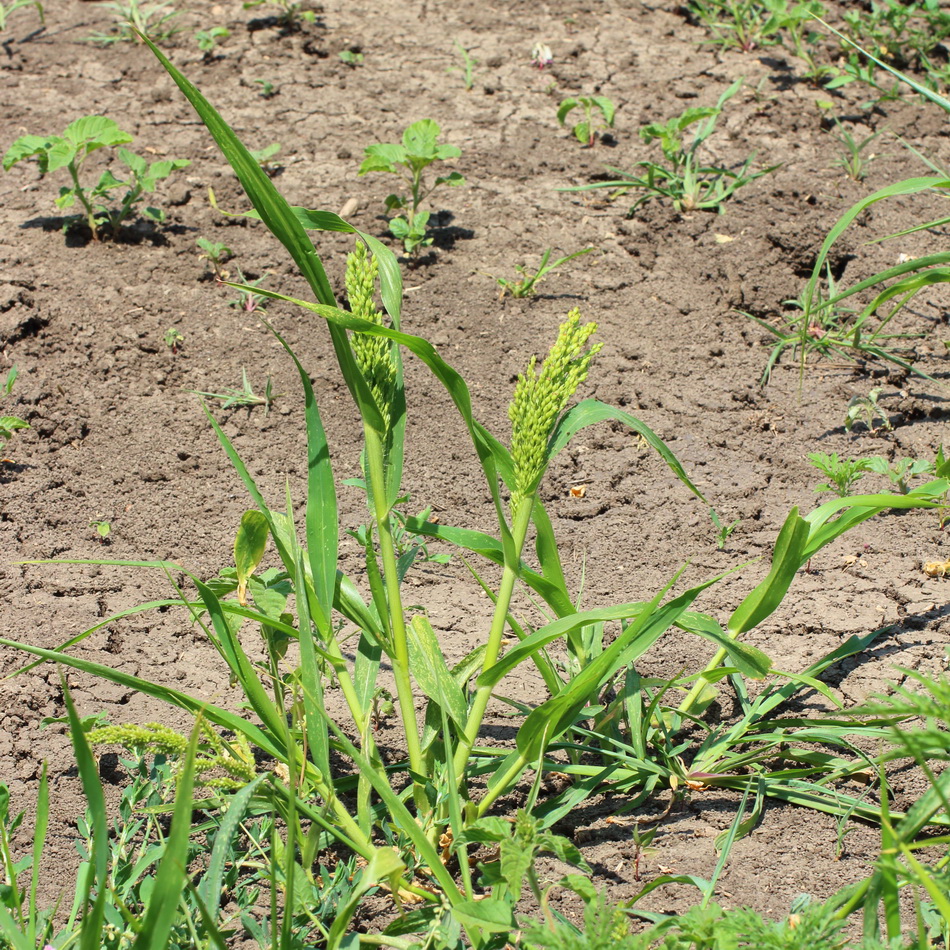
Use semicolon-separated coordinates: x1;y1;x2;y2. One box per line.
709;507;740;550
89;519;112;541
248;142;282;173
447;40;478;90
0;366;29;460
3;116;190;241
195;26;229;55
557;96;616;146
566;80;777;213
227;267;270;314
196;236;233;277
242;0;316;28
685;0;779;53
827;117;885;181
190;369;276;412
808;452;872;497
358;119;465;257
845;387;893;434
866;456;935;494
253;78;277;98
87;0;180;45
531;41;553;68
0;0;43;32
492;247;594;299
338;49;363;67
163;328;184;354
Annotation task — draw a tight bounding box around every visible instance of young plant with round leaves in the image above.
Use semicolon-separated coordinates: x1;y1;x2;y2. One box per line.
3;116;189;241
358;119;465;257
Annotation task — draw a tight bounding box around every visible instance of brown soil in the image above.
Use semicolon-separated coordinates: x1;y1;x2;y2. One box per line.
2;0;949;939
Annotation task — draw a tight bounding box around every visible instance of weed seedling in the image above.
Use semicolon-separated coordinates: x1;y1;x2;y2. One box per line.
709;507;740;549
338;49;363;67
195;26;229;55
866;456;934;494
557;96;616;146
3;116;190;241
827;117;885;181
89;519;111;542
190;369;276;412
566;80;777;213
87;0;180;45
492;247;594;298
0;0;43;31
0;366;28;460
808;452;872;496
227;267;269;314
253;78;277;98
844;387;893;433
531;41;553;68
163;327;184;354
249;142;282;173
242;0;316;28
685;0;779;52
196;236;233;277
358;119;465;257
447;40;478;90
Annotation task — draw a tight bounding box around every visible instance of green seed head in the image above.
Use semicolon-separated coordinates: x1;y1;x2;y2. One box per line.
345;241;397;432
509;309;601;515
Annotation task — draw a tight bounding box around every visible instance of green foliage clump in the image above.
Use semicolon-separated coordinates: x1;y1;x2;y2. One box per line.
359;118;465;257
3;116;189;241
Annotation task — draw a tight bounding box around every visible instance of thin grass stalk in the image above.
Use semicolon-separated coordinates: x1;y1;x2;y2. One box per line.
363;424;426;807
452;497;535;781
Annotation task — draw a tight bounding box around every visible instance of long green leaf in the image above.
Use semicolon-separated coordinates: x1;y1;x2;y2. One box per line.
517;572;723;760
549;399;706;503
64;684;108;950
728;508;809;637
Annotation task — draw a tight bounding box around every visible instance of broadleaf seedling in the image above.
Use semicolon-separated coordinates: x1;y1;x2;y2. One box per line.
163;327;184;354
3;116;190;241
195;26;229;55
557;96;616;146
253;78;277;98
89;519;112;542
866;456;934;494
0;366;29;460
248;142;282;173
358;119;465;257
807;452;872;497
242;0;316;28
338;49;363;67
492;247;594;299
196;237;233;278
844;387;893;434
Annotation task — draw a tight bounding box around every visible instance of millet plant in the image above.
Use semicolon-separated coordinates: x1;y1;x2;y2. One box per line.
3;30;950;950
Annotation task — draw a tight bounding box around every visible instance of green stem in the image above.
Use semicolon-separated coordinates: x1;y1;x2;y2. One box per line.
452;496;535;782
475;751;528;818
68;161;99;241
363;424;427;807
678;643;729;718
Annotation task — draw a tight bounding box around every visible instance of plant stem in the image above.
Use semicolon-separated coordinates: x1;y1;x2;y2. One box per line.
68;161;99;240
452;496;535;781
363;424;427;809
678;643;730;718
